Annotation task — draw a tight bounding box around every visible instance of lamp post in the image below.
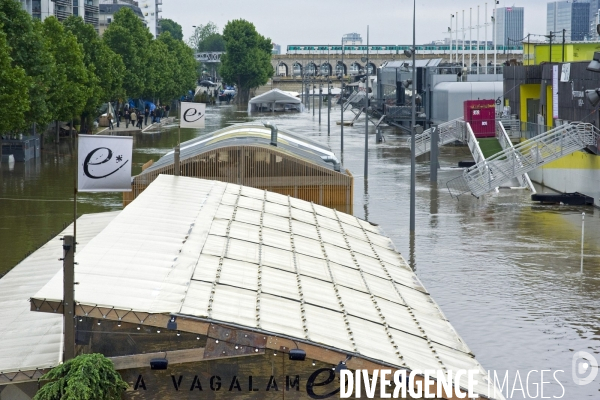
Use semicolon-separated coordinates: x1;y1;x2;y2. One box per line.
341;38;345;154
364;25;369;181
410;0;417;234
449;14;454;64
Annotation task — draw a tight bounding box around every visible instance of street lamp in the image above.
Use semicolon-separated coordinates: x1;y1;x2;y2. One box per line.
410;0;417;234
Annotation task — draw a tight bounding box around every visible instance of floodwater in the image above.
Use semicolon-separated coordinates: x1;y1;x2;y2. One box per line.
1;104;599;398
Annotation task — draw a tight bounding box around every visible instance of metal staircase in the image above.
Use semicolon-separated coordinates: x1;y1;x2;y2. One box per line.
447;122;600;198
496;121;536;193
408;118;466;157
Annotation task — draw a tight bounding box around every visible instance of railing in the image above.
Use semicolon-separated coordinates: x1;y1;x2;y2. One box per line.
452;122;600;198
496;121;536;193
408;117;466;157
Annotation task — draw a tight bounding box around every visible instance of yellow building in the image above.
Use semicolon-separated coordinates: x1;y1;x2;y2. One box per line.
523;41;600;65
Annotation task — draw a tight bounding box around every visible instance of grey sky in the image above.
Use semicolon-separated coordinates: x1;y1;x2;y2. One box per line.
162;1;549;50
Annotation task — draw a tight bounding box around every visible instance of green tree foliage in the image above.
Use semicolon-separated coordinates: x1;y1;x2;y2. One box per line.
219;19;274;104
33;353;128;400
103;7;152;99
188;21;219;51
0;0;54;127
0;25;30;133
63;16;125;122
42;17;89;122
159;18;183;41
158;32;198;100
200;33;225;52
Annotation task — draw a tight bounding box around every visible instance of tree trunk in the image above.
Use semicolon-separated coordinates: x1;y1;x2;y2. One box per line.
55;120;59;144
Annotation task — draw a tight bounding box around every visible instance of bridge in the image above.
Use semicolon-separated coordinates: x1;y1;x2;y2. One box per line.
270;53;521;77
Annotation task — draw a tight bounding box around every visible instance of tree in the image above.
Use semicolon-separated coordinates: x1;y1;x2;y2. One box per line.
0;0;54;128
63;16;125;130
103;7;152;99
33;353;128;400
188;21;219;52
199;33;225;52
219;19;274;104
42;17;89;127
159;18;183;41
158;31;198;100
0;25;30;133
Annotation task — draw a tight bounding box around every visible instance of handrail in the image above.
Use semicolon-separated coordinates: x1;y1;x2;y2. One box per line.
496;121;536;193
456;122;599;198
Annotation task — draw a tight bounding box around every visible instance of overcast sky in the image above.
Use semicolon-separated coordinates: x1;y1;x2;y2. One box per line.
162;0;549;50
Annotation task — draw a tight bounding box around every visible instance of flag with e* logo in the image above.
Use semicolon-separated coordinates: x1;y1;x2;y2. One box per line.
78;135;133;192
180;102;206;129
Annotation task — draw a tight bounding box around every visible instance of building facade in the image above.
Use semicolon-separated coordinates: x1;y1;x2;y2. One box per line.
547;1;590;41
19;0;99;30
98;2;145;36
99;0;161;37
589;0;600;40
342;32;362;45
495;6;524;47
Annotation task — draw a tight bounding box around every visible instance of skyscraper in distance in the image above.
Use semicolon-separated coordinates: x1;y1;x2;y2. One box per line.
547;1;590;41
495;6;524;47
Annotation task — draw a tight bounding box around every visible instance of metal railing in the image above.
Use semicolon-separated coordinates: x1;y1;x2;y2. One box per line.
408;117;466;157
496;121;536;193
448;122;600;198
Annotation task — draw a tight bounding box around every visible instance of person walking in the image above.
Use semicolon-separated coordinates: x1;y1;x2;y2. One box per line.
116;107;121;128
130;109;137;129
125;108;130;128
150;108;155;124
144;106;149;126
137;111;143;129
107;112;114;130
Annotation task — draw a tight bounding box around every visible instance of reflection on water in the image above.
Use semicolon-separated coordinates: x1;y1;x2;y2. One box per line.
1;104;599;397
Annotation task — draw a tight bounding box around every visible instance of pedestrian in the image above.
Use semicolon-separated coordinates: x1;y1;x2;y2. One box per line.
150;108;155;124
107;112;114;130
130;109;137;128
137;112;143;129
144;106;149;126
125;108;130;128
165;104;170;117
116;108;121;128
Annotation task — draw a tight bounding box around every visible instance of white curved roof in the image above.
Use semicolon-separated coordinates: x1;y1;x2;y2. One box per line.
31;175;503;399
0;212;119;376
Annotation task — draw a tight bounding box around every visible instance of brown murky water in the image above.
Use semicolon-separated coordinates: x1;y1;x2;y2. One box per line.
1;105;599;397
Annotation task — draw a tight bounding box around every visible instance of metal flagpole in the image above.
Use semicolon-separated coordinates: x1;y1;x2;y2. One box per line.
477;6;480;74
456;10;459;62
410;1;416;233
462;10;465;67
364;25;369;180
485;3;488;72
470;8;472;72
494;0;497;71
449;14;453;64
341;37;344;153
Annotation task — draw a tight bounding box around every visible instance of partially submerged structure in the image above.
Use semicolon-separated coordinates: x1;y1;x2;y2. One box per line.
0;175;504;399
248;89;304;113
126;124;353;213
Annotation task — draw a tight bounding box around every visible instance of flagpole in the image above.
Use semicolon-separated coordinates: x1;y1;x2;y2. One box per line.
74;134;78;251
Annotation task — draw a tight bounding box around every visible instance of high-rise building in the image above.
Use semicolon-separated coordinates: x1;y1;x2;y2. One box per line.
494;6;524;47
342;33;362;45
589;0;600;40
98;2;145;36
99;0;162;37
19;0;99;30
547;1;590;41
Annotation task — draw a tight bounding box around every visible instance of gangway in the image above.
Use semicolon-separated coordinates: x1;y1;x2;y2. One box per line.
408;118;466;157
447;122;600;198
496;121;536;193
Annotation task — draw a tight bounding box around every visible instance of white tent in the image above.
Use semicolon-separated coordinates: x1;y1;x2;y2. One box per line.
247;88;304;113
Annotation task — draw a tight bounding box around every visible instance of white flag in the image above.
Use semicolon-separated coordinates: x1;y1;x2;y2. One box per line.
78;135;133;192
180;102;206;128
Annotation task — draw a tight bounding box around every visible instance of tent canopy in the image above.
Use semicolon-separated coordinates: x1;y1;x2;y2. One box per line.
248;88;304;113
